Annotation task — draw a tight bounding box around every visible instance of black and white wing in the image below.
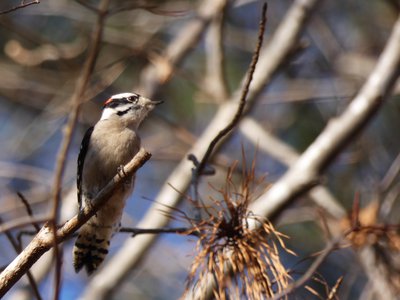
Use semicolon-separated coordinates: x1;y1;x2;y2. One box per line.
77;126;94;210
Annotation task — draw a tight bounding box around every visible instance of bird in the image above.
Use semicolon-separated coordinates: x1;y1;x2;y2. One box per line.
73;92;162;275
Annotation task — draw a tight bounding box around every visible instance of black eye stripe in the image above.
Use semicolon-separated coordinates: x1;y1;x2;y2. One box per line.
104;95;140;108
116;107;131;116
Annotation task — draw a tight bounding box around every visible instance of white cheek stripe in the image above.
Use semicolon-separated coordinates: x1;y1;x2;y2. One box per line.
101;108;114;120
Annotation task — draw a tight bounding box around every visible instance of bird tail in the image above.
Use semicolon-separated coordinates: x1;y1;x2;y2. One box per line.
73;222;114;275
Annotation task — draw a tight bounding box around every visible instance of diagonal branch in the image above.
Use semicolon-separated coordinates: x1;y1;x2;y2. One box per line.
0;217;42;300
0;0;39;15
138;0;229;97
239;117;346;219
0;148;151;298
250;13;400;220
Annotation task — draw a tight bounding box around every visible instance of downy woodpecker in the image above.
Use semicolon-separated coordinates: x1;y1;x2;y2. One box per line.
73;92;162;274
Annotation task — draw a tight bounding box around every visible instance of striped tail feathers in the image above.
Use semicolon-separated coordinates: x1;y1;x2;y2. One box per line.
73;188;131;274
73;223;113;275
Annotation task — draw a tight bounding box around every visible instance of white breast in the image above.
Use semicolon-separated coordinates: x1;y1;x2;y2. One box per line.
82;119;141;195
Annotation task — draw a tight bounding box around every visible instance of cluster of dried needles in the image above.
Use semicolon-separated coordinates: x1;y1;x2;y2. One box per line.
184;158;294;299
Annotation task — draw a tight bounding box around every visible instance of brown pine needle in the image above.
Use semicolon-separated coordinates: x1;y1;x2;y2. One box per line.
184;158;293;299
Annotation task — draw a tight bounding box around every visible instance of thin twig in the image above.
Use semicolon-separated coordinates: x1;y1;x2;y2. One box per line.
16;192;40;232
195;3;268;177
0;217;42;300
274;235;345;299
379;152;400;192
16;225;200;239
327;276;344;300
188;1;267;220
278;223;399;299
0;0;39;15
0;215;49;233
188;0;267;232
119;226;198;237
49;0;110;299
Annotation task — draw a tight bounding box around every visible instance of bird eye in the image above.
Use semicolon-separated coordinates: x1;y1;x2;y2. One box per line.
127;95;138;103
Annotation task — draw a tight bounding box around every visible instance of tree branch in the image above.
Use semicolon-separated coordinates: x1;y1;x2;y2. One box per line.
0;148;151;298
0;0;39;15
138;0;229;97
251;13;400;219
239;117;346;219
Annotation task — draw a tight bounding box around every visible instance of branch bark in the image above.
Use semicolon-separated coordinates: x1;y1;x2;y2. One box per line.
250;13;400;219
239;117;346;219
138;0;228;97
0;148;151;298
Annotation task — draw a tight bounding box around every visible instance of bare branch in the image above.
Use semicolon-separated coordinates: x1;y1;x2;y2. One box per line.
239;117;346;219
119;226;197;236
0;215;49;234
0;148;151;298
16;192;41;232
251;13;400;219
358;245;398;299
0;0;39;15
138;0;228;97
0;217;42;300
12;189;79;300
271;230;349;300
273;222;400;299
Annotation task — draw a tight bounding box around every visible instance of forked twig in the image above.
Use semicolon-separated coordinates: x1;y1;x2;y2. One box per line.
0;217;42;300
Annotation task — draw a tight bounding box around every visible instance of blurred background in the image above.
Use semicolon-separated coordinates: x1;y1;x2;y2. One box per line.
0;0;399;299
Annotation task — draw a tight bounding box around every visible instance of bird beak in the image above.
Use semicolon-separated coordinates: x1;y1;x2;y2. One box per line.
146;99;163;108
144;98;163;110
152;100;163;106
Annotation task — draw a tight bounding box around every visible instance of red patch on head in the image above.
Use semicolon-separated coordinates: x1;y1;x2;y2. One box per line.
104;98;113;106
